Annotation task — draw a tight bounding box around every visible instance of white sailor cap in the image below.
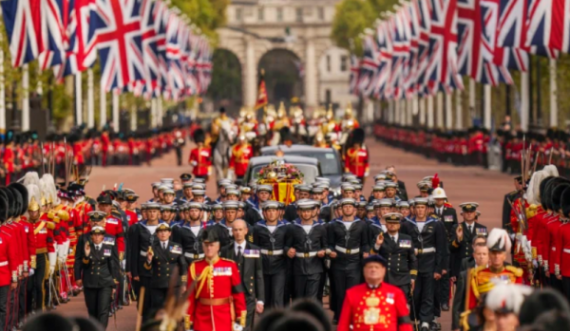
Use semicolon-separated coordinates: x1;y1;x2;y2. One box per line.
340;198;357;206
257;185;273;193
459;202;479;212
296;185;311;192
223;200;240;209
226;189;240;196
191;189;206;196
398;201;410;208
158;185;171;192
160;204;176;212
384;182;398;188
365;204;375;211
192;183;206;190
341;183;355;191
188;202;204;210
413;198;428;205
163;188;175;195
210;203;223;210
353;184;363;190
161;178;174;184
151;182;162;188
372;184;386;192
193;178;206;184
146;202;162;210
316;177;331;183
183;182;194;188
296;199;317;209
224;184;238;190
217;179;232;186
311;186;325;194
376;199;393;207
262;200;280;210
374;174;387;181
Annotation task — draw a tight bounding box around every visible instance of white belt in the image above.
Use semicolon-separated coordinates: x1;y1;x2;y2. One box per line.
563;249;570;254
184;252;205;259
140;251;148;257
260;249;284;256
0;261;7;267
415;247;436;255
335;245;360;255
296;252;318;258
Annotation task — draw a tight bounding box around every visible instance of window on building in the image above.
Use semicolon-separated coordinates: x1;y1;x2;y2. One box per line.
277;8;283;21
340;55;348;72
258;8;264;21
236;8;243;22
326;55;331;72
318;7;325;20
296;8;303;22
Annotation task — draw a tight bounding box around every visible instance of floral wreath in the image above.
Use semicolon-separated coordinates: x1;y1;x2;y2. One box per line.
255;160;304;183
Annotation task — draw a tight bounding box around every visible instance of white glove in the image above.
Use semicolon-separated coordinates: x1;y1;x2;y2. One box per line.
364;171;369;178
227;169;235;181
190;160;197;167
57;244;67;263
532;260;539;268
29;269;34;277
48;252;57;275
121;260;126;270
233;323;243;331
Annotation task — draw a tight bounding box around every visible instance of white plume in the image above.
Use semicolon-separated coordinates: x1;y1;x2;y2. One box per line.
486;284;533;314
524;170;546;204
487;228;512;253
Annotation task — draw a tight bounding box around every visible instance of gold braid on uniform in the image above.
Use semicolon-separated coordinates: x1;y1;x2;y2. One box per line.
460;310;472;331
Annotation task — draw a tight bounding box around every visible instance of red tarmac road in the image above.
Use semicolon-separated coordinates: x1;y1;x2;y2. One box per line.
55;139;513;330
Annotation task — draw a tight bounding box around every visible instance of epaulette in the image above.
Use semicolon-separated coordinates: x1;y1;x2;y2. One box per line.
221;257;236;264
430;214;440;220
505;265;524;277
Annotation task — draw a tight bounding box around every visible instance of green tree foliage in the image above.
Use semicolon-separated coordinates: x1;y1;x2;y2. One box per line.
207;49;242;101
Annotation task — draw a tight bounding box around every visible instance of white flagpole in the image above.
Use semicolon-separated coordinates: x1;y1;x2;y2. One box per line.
75;72;83;126
112;89;119;132
22;64;30;131
445;93;453;129
550;59;557;128
131;105;137;131
157;97;163;126
0;23;5;133
100;82;107;128
427;95;434;129
87;69;95;128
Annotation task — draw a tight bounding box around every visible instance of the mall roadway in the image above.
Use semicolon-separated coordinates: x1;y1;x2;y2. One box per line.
55;139;514;331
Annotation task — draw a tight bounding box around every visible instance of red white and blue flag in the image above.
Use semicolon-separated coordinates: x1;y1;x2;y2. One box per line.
1;0;44;67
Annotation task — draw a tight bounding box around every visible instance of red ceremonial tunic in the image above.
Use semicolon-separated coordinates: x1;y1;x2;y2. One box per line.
337;282;412;331
188;147;212;177
229;144;253;177
187;257;246;331
345;147;369;177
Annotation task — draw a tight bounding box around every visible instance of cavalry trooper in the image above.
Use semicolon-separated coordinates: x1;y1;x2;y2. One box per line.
245;185;272;225
399;198;447;331
172;202;205;266
221;220;264;331
210;201;253;248
327;198;370;322
253;200;289;308
144;223;187;310
76;226;119;329
465;228;523;310
126;202;164;321
286;199;327;300
373;213;417;303
450;203;487;282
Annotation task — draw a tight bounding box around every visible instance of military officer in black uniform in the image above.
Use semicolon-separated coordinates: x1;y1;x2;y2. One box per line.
327;197;370;321
221;220;264;330
253;200;289;308
144;223;187;310
450;202;488;278
172;202;205;264
126;202;164;321
286;199;327;300
76;226;120;328
373;213;417;303
400;198;447;331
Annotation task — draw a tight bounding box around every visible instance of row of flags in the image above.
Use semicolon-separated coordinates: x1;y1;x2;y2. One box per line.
0;0;212;101
349;0;563;101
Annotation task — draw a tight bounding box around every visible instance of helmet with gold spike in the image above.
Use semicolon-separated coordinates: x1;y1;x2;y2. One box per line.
345;103;354;118
326;105;334;120
277;102;287;119
26;184;41;212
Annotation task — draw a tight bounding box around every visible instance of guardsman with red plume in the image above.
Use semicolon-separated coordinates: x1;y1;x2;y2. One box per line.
188;129;212;181
344;128;369;182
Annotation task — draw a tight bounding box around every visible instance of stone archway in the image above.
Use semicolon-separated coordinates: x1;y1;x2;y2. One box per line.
258;49;303;109
207;48;243;115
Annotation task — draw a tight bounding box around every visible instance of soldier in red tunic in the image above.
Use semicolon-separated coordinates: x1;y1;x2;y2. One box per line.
188;129;212;181
344;128;369;182
186;229;247;331
229;134;253;182
337;254;413;331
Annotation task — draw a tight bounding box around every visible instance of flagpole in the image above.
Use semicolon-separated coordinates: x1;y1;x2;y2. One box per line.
549;59;557;128
157;97;163;126
455;89;463;130
419;97;425;127
100;82;107;128
469;78;476;120
436;92;444;129
445;92;452;129
75;72;83;126
87;69;95;128
150;98;156;128
427;95;434;129
131;104;137;131
521;72;529;131
22;64;30;131
112;89;119;132
484;85;491;129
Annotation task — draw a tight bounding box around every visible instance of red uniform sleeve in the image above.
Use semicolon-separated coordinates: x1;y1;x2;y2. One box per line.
26;224;36;268
553;225;564;276
6;234;18;281
18;225;29;270
542;218;552;268
47;228;56;253
229;147;235;169
396;288;413;331
115;223;125;254
336;288;353;331
231;262;246;318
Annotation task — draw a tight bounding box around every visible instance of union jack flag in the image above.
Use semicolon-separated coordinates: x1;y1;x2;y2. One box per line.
494;0;529;70
140;0;166;98
412;0;432;95
424;0;463;94
37;0;67;70
403;0;422;97
525;0;562;57
387;9;411;99
359;33;380;97
371;22;392;100
165;14;185;100
349;55;360;95
196;37;212;94
457;0;512;85
53;0;97;80
92;0;145;92
1;0;44;67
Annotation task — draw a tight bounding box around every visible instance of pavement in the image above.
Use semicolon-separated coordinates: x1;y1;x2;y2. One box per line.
53;138;515;331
